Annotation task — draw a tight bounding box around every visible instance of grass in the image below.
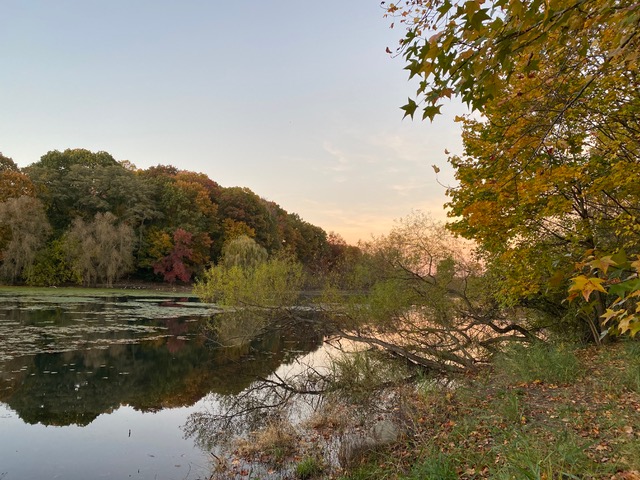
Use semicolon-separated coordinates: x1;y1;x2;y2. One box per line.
0;284;194;297
296;456;324;479
336;341;640;480
493;341;582;384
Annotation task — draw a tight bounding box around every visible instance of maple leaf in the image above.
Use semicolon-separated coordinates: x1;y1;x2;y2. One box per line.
588;256;617;274
569;275;607;302
401;98;418;119
601;308;623;325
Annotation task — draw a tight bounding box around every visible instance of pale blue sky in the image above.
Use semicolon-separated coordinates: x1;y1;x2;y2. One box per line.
1;0;466;243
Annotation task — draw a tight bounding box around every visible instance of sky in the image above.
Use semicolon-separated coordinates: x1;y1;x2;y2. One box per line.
1;0;468;244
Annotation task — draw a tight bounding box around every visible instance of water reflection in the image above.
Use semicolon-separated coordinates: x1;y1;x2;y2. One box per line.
0;288;323;480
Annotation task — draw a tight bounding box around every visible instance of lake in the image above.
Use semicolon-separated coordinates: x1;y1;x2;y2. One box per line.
0;288;324;480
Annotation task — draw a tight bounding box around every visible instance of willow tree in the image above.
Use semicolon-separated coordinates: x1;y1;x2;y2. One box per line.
194;236;305;348
64;212;135;287
0;196;51;283
323;212;540;373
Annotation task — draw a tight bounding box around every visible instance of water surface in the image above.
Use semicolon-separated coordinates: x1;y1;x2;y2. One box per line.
0;288;322;480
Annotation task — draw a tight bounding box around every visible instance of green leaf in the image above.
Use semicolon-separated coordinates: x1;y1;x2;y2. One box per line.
401;98;419;119
470;9;491;30
610;249;628;266
610;278;640;299
436;0;453;18
422;105;442;122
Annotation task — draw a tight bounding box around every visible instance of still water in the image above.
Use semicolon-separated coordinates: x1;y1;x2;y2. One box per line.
0;288;322;480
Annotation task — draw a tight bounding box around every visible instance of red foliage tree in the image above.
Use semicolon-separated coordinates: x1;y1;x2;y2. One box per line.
153;228;194;283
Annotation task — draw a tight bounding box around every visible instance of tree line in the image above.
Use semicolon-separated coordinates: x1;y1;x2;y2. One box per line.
0;149;359;287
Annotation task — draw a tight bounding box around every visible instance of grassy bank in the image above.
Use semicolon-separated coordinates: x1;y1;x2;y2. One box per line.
0;283;195;297
337;341;640;480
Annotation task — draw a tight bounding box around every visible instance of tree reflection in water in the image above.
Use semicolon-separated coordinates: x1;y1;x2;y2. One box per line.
0;292;324;427
0;290;329;480
184;312;330;453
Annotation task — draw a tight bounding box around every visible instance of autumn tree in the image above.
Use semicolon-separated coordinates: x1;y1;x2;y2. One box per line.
387;0;640;339
388;0;639;119
136;167;218;272
0;152;18;172
446;69;640;339
153;228;211;283
5;151;339;286
64;212;135;286
221;218;256;245
0;196;51;283
0;153;36;202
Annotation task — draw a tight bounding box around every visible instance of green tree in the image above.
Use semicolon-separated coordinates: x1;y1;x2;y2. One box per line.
217;187;279;252
25;149;156;233
24;239;78;286
195;237;303;309
220;235;268;271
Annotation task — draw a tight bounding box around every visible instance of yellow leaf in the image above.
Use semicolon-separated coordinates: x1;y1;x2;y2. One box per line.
601;308;622;325
618;316;632;334
569;275;607;302
588;256;617;274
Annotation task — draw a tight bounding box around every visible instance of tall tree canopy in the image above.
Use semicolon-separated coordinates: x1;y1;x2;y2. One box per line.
0;151;35;201
25;149;154;232
388;0;640;338
388;0;639;119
